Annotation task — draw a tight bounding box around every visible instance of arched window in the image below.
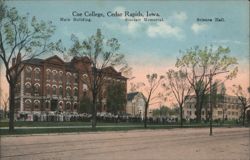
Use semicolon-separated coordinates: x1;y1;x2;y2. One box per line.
73;103;77;110
46;85;50;95
59;86;63;96
66;102;71;110
59;71;63;83
52;70;57;81
25;66;32;79
52;86;57;95
25;99;32;110
25;83;31;95
34;100;40;109
59;101;63;111
73;73;78;83
66;72;71;84
74;88;78;97
34;83;40;96
66;88;71;96
46;69;51;81
34;68;40;80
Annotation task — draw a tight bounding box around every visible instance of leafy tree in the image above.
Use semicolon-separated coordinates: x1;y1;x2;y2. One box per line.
0;1;62;132
106;83;126;114
69;29;128;128
176;46;238;122
232;85;250;126
163;69;191;127
79;96;92;114
152;106;171;117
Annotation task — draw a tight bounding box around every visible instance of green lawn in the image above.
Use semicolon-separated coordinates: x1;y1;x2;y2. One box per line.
0;120;246;135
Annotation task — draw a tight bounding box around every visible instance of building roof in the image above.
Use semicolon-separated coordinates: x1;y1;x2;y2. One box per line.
127;92;145;101
22;58;44;65
21;55;127;79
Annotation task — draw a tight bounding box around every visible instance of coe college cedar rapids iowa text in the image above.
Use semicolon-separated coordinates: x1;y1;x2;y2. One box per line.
72;11;161;18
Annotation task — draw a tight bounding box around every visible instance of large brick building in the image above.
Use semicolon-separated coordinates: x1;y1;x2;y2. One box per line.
13;54;127;115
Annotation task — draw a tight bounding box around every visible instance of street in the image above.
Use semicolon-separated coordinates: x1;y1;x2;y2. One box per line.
1;127;249;160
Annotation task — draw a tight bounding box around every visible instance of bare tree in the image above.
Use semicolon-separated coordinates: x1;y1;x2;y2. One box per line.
0;1;62;132
163;69;191;127
232;85;250;126
138;73;164;128
69;29;129;128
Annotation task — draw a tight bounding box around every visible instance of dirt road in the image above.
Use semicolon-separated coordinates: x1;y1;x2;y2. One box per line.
1;127;249;160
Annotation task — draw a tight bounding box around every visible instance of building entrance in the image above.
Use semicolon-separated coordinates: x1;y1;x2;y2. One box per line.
51;100;58;111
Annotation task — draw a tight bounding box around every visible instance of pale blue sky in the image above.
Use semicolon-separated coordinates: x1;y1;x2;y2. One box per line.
1;0;249;103
6;0;249;65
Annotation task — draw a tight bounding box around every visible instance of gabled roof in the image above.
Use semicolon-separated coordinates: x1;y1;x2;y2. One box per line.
44;55;65;64
127;92;146;101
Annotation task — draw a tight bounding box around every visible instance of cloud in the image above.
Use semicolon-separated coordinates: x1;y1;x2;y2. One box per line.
211;40;248;45
104;6;185;40
191;23;209;34
169;11;188;23
147;22;184;39
104;6;144;35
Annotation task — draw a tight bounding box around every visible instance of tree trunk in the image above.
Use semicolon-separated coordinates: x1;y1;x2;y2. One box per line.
242;108;246;126
180;105;183;127
9;85;15;133
91;94;97;129
144;103;148;128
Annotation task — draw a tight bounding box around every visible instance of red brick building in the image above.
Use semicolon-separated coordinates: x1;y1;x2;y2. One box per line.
13;55;127;114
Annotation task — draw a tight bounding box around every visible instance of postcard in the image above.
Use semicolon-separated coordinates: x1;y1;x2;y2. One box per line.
0;0;249;160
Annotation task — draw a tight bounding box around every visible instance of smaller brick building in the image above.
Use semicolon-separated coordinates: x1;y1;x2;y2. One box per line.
13;55;127;115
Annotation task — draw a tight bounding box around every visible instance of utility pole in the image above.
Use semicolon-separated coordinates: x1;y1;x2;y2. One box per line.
208;70;229;136
209;70;213;136
197;70;229;136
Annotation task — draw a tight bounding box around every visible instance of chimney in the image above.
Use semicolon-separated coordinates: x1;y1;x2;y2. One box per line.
16;52;21;63
12;58;16;66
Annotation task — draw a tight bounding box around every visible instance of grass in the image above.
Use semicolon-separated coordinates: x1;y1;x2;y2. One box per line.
0;120;246;136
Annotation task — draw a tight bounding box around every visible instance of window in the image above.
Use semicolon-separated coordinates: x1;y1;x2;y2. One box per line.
73;73;78;83
59;86;63;96
52;70;58;82
66;72;71;84
34;100;40;109
46;85;50;95
34;68;40;80
66;88;71;96
25;99;32;110
25;66;32;79
74;103;77;110
52;86;57;95
25;83;31;95
46;69;51;81
74;88;78;97
34;83;40;96
66;103;71;110
218;111;222;115
59;71;63;83
45;101;50;109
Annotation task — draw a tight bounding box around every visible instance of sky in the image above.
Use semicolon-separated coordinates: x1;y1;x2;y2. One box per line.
0;0;249;108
